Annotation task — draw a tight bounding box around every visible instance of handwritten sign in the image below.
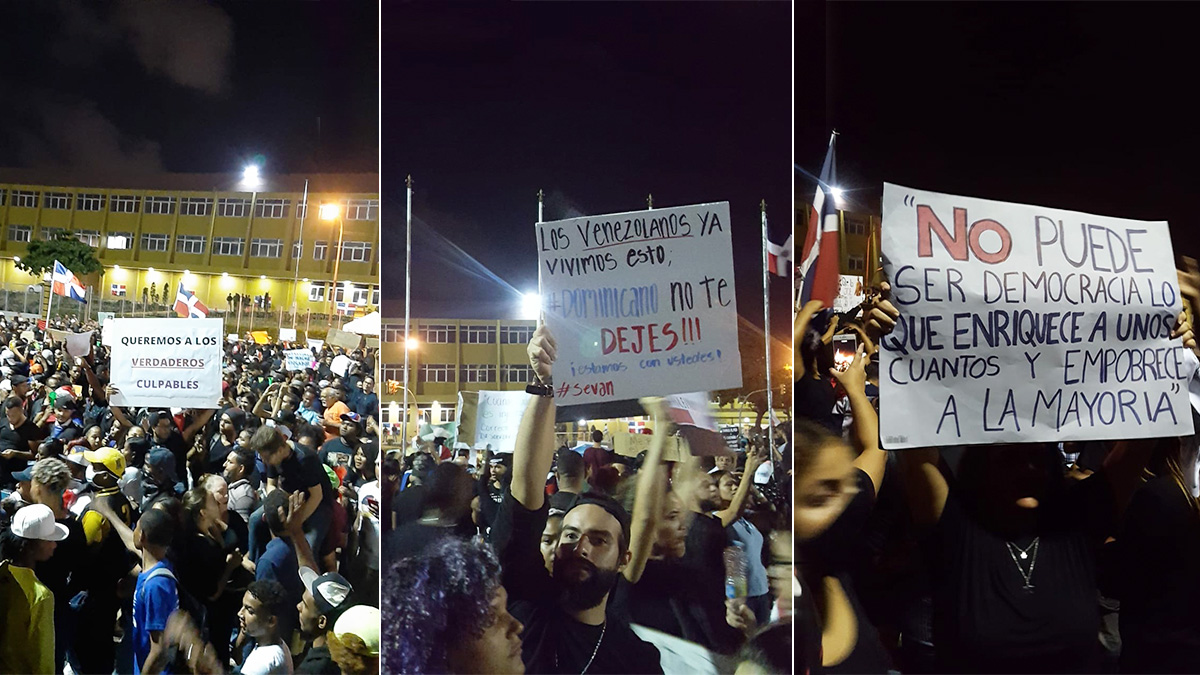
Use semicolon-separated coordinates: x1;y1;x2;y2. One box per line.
834;275;865;313
880;183;1195;447
284;349;314;372
105;318;223;409
455;391;532;453
536;202;742;406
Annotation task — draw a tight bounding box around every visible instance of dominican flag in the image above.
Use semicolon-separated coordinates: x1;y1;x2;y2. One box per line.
110;283;126;297
51;261;86;302
798;132;840;305
767;234;793;277
627;418;647;433
336;301;357;316
174;282;208;318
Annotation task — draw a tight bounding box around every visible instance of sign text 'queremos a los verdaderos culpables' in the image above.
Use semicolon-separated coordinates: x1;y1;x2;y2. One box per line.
106;318;224;409
879;183;1195;448
536;202;742;406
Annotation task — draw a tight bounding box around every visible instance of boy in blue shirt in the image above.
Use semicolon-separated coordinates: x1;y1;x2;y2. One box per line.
132;509;178;675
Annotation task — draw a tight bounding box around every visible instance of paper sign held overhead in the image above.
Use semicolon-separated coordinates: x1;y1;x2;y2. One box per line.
536;202;742;406
284;349;315;372
455;391;532;453
105;318;223;409
879;183;1195;448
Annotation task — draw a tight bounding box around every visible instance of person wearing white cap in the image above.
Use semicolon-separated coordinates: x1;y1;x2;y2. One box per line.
0;503;69;675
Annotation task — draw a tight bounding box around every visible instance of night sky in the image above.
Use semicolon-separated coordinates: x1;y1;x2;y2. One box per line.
818;3;1200;262
0;1;377;176
381;0;793;353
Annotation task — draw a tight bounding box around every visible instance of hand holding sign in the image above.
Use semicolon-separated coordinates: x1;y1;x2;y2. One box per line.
863;282;899;343
527;325;557;384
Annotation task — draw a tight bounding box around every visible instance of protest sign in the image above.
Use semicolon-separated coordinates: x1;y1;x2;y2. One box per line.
880;183;1195;448
279;328;297;342
536;202;742;406
48;329;94;359
326;329;361;350
105;318;223;409
720;424;741;449
307;339;324;351
97;312;114;326
330;354;353;377
834;275;866;313
611;429;686;462
284;349;314;372
455;391;532;453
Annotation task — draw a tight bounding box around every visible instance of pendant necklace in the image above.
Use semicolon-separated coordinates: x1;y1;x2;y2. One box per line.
1005;537;1040;592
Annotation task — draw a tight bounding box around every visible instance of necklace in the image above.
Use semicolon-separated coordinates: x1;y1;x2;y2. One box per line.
1004;537;1040;591
555;621;606;674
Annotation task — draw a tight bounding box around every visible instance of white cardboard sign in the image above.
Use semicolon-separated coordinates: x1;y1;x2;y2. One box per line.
536;202;742;405
457;390;532;453
284;349;314;372
880;183;1194;448
105;318;224;409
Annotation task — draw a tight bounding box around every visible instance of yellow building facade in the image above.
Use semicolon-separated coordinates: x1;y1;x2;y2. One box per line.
0;171;379;336
793;200;877;278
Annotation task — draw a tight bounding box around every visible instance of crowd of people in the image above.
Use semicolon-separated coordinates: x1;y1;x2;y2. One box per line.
796;270;1200;674
0;313;382;674
381;326;794;674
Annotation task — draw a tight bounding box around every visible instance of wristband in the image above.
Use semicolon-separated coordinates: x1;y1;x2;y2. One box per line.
526;382;554;397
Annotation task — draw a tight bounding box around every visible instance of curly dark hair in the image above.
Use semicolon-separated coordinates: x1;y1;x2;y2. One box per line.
383;537;504;674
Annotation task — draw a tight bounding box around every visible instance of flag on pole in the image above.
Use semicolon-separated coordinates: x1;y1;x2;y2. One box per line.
110;283;126;297
864;216;881;287
798;132;840;305
51;261;86;302
766;234;793;277
174;282;208;318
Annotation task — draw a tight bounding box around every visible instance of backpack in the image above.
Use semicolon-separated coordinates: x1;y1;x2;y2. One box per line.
143;565;210;672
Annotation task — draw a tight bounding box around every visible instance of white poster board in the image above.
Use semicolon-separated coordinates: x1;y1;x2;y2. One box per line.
105;318;223;409
834;275;866;313
279;328;297;342
456;390;531;453
536;202;742;406
284;349;314;372
880;183;1194;447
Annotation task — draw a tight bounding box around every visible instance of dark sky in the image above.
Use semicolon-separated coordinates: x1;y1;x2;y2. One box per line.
817;3;1200;261
382;1;793;350
0;0;377;176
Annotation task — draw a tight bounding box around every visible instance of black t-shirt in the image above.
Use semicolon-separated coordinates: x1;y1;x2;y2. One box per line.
207;436;236;476
319;437;356;468
35;513;87;600
610;558;710;645
266;446;332;514
498;493;662;674
391;484;425;526
681;512;742;653
1116;475;1200;673
296;645;336;674
154;429;189;481
924;470;1114;673
0;419;43;485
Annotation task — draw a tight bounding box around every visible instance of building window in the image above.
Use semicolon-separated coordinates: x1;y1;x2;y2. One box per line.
0;189;5;207
460;364;496;384
333;283;371;305
420;324;456;344
141;233;169;252
462;325;496;344
106;232;134;250
308;282;327;302
501;325;536;345
418;364;455;384
179;197;213;217
847;254;865;273
344;199;379;220
292;241;303;259
76;194;105;212
7;225;31;243
340;241;372;263
254;199;289;218
110;194;139;213
177;235;206;255
372;287;380;306
44;192;71;210
313;241;328;260
75;230;100;246
41;227;65;240
250;238;283;258
382;364;406;382
212;236;244;256
382;325;406;343
296;202;309;220
844;215;867;236
417;403;455;423
217;198;250;218
12;190;38;209
501;364;535;384
145;196;176;215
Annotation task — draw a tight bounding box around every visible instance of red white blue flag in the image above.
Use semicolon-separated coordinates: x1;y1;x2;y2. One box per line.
174;282;208;318
798;133;840;305
51;261;86;302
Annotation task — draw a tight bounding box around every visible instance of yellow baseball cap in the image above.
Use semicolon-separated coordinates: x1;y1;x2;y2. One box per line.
83;447;125;477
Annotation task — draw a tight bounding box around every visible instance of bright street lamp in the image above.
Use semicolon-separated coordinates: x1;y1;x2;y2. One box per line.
319;203;341;221
242;165;261;188
405;337;419;350
520;292;541;320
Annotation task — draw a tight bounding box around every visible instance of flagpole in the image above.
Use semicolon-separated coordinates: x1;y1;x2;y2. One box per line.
760;201;773;436
402;175;413;453
45;266;56;330
293;179;308;331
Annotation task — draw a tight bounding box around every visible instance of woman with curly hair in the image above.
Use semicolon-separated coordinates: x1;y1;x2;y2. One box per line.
384;537;524;674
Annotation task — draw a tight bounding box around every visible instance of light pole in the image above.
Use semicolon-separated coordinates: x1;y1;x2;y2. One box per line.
401;336;418;453
290;179;310;332
241;165;262;331
319;203;344;328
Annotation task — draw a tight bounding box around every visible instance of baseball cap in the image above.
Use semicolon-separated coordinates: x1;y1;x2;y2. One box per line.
11;463;34;483
9;374;28;386
54;392;76;409
11;504;69;541
84;447;126;477
333;605;380;656
65;452;90;469
340;412;362;423
146;447;178;483
298;568;354;615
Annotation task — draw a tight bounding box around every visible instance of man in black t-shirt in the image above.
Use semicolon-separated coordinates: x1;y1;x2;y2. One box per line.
319;413;361;468
250;424;333;560
0;396;44;489
500;326;662;674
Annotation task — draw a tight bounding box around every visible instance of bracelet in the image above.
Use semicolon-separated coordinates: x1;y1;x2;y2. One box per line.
526;382;555;397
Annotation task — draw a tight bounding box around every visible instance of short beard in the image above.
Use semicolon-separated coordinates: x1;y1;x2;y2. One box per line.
553;555;619;613
698;498;721;513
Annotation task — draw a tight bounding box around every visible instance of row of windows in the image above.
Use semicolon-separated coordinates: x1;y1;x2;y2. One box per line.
3;225;373;261
406;363;534;384
406;324;536;345
305;283;379;306
3;191;378;220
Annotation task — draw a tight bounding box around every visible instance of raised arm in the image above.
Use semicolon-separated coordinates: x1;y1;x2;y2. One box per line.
832;346;886;494
793;300;824;380
624;397;673;583
511;326;558;510
181;409;215;444
714;444;768;528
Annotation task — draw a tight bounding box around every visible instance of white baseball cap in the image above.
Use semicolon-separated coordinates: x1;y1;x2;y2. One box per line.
11;504;69;541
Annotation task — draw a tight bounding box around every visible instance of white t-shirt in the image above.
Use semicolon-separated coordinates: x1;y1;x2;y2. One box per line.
358;480;381;571
240;639;293;675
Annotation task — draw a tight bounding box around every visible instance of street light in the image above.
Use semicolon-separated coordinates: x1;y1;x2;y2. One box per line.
320;203;346;328
405;337;419;350
242;165;262;188
520;292;541;320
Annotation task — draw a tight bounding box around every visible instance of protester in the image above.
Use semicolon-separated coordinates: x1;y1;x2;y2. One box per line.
0;503;67;674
